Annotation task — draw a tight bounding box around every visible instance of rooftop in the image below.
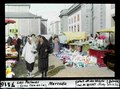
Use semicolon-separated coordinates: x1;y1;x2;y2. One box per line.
5;4;31;8
5;12;42;18
59;4;81;17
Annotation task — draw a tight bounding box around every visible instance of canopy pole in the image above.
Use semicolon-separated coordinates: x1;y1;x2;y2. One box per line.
109;32;111;44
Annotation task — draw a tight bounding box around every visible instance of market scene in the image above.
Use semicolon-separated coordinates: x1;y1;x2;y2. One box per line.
5;4;115;78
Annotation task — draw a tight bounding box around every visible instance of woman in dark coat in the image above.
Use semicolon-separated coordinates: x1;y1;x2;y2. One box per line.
37;35;50;78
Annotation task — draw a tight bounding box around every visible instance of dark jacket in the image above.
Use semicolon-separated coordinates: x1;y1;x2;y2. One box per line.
53;41;62;51
15;38;21;52
37;38;50;72
7;37;12;45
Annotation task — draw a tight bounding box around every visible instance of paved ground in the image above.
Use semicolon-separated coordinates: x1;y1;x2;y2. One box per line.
13;54;115;78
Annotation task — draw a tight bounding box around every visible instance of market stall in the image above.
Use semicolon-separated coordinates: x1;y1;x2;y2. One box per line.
53;47;97;68
59;32;87;49
59;32;86;43
96;27;115;44
6;60;16;78
89;27;115;67
5;19;18;78
6;44;18;60
5;19;18;60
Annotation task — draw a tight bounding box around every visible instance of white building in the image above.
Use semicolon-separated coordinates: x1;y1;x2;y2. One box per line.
59;4;115;36
59;9;68;32
105;4;115;29
5;4;47;36
67;4;81;32
41;18;48;34
50;21;61;35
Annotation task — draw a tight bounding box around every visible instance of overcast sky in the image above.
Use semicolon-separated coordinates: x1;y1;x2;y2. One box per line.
29;4;73;28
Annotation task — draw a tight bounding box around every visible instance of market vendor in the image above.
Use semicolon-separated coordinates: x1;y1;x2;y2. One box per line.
105;41;115;50
69;43;77;52
73;44;87;56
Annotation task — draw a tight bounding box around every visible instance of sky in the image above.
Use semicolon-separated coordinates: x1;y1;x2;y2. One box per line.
29;4;73;28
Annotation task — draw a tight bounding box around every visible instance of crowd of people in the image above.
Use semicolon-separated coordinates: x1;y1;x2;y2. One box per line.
6;34;63;78
6;32;115;78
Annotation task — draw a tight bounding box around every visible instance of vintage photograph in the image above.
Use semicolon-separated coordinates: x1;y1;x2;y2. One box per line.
5;3;115;78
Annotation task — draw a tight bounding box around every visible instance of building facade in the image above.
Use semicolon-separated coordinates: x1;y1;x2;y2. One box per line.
5;4;47;36
59;9;68;32
105;4;115;29
41;18;48;34
49;21;61;35
67;4;81;32
59;4;115;37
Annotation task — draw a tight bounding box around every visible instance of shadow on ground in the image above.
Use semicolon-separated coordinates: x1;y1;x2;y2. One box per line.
33;65;55;77
47;65;65;77
13;59;64;78
13;60;27;78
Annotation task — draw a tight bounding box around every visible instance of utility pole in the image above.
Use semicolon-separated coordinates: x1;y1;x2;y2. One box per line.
91;4;94;35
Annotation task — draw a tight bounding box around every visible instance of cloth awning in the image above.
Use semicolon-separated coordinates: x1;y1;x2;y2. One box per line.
59;32;86;43
97;27;115;33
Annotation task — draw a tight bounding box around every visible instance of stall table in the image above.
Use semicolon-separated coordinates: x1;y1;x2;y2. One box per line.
6;56;18;60
6;45;18;60
89;48;112;67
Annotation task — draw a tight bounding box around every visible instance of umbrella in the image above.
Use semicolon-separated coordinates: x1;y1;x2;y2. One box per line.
5;19;16;25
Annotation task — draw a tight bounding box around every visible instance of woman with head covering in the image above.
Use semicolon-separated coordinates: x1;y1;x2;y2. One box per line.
37;35;51;78
53;35;61;53
21;37;37;77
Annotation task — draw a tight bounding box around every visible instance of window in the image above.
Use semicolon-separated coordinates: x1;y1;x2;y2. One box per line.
69;26;71;31
10;29;12;32
72;18;73;23
72;26;73;32
71;18;72;24
74;25;76;32
74;16;76;23
77;14;79;21
77;24;79;32
111;4;115;9
111;15;115;27
69;19;70;24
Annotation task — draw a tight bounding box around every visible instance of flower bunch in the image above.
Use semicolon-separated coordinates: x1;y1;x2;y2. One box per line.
98;35;106;40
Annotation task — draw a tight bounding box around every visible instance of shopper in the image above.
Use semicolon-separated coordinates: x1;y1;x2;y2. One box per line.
21;37;37;77
7;35;12;46
14;34;22;61
53;35;61;53
48;36;54;53
94;33;100;40
37;35;51;78
31;34;38;45
75;44;87;56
